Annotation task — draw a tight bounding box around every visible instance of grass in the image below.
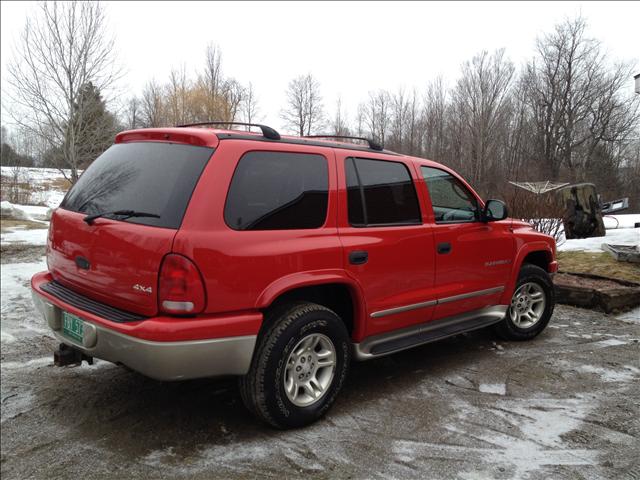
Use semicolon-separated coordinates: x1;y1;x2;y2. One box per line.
557;251;640;284
45;177;72;190
0;218;48;234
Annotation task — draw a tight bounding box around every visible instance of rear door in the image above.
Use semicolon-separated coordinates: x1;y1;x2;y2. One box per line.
48;141;213;316
418;165;514;320
336;153;436;338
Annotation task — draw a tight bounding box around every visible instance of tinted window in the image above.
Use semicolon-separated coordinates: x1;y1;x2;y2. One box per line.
61;142;213;229
224;151;328;230
421;166;479;223
346;158;421;226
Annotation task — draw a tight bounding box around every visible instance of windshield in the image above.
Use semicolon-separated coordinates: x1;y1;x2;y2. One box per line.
61;142;213;229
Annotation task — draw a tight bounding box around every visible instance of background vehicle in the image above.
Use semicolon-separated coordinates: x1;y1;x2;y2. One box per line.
32;123;557;428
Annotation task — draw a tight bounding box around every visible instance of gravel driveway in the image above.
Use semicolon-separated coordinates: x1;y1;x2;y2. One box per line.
1;244;639;479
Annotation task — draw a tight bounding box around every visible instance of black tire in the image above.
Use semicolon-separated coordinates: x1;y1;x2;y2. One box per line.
494;264;555;341
239;302;351;429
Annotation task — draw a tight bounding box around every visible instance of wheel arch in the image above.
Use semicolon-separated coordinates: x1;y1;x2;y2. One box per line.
255;271;367;340
501;243;554;304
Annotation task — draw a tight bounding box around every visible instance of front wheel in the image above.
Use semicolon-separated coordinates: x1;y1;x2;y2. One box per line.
239;302;351;429
495;264;555;340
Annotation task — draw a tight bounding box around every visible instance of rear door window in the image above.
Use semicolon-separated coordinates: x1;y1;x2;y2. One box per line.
345;157;421;227
61;142;213;229
421;166;479;223
224;151;329;230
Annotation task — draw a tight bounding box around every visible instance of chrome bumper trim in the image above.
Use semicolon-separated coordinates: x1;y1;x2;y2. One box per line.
32;290;256;381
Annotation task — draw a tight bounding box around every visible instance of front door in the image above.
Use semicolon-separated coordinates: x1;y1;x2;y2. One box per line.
418;165;514;320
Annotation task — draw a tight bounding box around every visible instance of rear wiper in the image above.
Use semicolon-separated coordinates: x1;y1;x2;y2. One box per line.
83;210;160;225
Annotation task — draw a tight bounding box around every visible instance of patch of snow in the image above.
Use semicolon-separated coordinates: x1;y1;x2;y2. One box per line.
603;214;640;229
0;258;49;344
0;389;36;422
1;201;50;222
616;308;640;324
1;166;72;208
575;365;639;383
479;383;506;395
592;338;629;348
0;228;49;246
1;357;52;370
393;396;597;478
559;227;639;253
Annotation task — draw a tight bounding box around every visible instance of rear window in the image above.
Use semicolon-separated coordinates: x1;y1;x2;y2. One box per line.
224;151;328;230
61;142;213;229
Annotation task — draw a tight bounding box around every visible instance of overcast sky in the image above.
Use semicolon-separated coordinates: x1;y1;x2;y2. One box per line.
1;1;638;133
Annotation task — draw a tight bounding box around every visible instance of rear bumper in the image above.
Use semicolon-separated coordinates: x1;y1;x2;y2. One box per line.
31;272;259;381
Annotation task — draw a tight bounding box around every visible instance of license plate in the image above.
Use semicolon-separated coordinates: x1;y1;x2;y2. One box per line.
62;311;84;343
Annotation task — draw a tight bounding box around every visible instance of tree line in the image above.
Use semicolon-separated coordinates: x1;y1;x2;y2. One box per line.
3;3;639;210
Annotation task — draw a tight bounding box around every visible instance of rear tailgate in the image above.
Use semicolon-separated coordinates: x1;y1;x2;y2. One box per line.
48;141;214;317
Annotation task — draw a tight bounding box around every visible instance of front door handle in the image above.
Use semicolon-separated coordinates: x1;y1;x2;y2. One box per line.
437;242;452;254
349;250;368;265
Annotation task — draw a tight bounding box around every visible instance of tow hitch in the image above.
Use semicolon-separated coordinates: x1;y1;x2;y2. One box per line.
54;343;93;367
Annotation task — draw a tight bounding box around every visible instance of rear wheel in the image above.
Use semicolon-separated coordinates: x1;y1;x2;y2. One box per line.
239;302;351;429
495;264;554;340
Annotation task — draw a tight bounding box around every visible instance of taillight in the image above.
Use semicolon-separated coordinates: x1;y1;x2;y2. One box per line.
158;254;206;315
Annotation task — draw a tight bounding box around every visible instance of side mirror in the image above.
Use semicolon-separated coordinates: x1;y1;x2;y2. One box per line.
483;199;508;222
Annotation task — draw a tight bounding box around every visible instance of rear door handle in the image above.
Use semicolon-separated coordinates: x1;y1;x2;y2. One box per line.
437;242;452;254
349;250;368;265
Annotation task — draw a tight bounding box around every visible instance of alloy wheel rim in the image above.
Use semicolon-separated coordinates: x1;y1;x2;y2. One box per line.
284;333;337;407
509;282;546;329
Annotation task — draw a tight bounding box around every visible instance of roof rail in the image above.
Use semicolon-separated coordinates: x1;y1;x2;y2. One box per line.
304;135;383;151
176;122;281;140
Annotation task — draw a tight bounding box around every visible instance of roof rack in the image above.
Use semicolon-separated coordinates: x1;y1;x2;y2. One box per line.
304;135;383;151
176;122;281;140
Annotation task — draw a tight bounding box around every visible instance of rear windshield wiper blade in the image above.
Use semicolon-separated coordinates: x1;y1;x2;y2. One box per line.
83;210;160;225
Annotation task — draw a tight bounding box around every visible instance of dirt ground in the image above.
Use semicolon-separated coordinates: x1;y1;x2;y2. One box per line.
1;246;639;479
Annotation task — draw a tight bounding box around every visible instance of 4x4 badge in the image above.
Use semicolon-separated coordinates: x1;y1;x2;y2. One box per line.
133;284;153;294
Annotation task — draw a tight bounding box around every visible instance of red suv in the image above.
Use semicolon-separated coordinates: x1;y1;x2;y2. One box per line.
31;123;557;428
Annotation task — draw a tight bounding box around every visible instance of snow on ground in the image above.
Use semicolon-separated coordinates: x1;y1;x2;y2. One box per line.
1;166;71;208
558;214;640;252
0;228;49;246
616;307;640;324
0;258;49;344
1;201;50;222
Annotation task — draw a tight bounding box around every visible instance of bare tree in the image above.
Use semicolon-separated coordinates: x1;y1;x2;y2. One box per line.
281;74;325;136
6;2;121;182
241;82;260;127
451;49;515;188
166;65;190;126
141;80;164;127
523;17;640;180
331;97;350;136
125;97;141;130
363;90;391;145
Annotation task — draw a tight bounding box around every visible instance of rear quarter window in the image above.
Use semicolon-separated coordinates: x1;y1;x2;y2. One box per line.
61;142;213;229
224;151;329;230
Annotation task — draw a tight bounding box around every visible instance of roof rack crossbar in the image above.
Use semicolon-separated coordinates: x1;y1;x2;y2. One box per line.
176;121;281;140
304;135;383;151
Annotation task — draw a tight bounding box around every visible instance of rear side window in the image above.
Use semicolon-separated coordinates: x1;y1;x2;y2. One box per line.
224;151;328;230
421;166;479;223
61;142;213;229
345;157;421;227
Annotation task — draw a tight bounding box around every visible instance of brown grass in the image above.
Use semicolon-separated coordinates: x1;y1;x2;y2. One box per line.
45;177;72;190
0;218;48;234
558;251;640;284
